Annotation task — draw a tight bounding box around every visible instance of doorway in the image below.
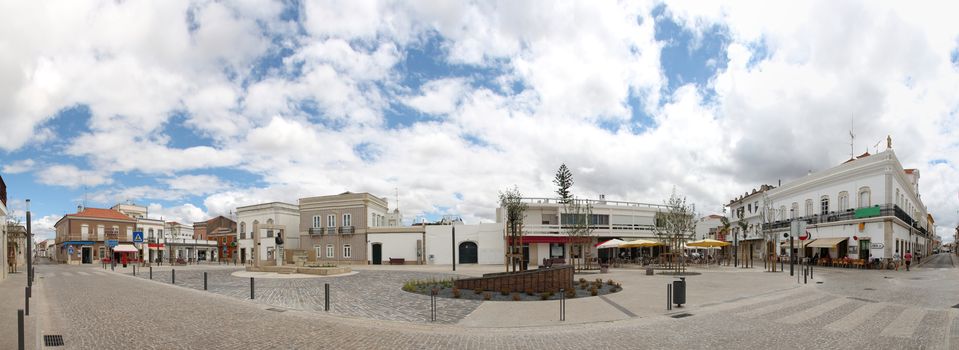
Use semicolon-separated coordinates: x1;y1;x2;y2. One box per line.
859;239;870;261
240;249;246;264
458;242;478;264
371;243;382;265
81;247;92;264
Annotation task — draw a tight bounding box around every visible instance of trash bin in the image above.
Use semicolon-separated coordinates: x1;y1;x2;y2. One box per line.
672;277;686;307
646;267;654;275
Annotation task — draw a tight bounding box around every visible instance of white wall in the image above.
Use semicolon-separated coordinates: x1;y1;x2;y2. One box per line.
367;232;421;263
425;223;504;265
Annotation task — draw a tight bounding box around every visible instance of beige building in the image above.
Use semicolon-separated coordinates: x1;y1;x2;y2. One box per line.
298;192;392;265
54;207;138;264
6;224;27;273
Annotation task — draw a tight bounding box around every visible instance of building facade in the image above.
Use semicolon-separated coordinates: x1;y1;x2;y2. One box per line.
726;146;935;262
298;192;389;265
54;207;137;264
6;224;27;273
237;202;299;265
497;196;671;266
195;216;236;262
0;174;7;280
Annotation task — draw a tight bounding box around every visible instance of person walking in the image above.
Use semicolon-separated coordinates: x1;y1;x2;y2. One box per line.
904;251;913;271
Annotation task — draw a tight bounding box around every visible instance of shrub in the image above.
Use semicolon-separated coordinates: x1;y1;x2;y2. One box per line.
452;287;461;298
565;288;576;299
580;283;588;290
595;278;603;284
540;292;551;300
512;292;521;301
590;287;598;296
483;292;492;300
525;288;535;296
607;279;616;286
500;287;510;296
579;278;587;284
474;287;483;295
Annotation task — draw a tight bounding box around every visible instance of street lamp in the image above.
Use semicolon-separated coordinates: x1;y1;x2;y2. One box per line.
26;199;33;287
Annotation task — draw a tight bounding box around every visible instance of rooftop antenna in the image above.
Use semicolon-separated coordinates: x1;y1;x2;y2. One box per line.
848;114;855;159
873;140;882;154
395;187;399;211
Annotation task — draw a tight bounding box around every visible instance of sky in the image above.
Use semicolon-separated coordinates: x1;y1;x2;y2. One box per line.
1;1;958;242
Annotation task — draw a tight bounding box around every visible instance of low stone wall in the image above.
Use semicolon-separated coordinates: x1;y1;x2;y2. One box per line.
245;265;352;276
454;265;574;293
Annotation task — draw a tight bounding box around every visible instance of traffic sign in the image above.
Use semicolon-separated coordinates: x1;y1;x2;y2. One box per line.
869;242;885;249
132;231;144;243
67;245;75;255
799;231;811;241
230;241;237;247
107;239;119;248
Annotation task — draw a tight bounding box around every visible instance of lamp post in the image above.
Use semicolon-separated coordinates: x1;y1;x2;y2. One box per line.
26;199;32;286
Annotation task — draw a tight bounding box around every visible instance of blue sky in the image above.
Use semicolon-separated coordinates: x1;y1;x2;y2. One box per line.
1;1;958;242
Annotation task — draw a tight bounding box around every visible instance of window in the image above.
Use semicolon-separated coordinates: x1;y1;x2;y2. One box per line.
805;199;813;216
266;230;274;238
343;213;352;227
838;191;849;211
313;216;321;228
315;245;322;259
343;244;352;258
895;189;900;207
126;226;133;238
97;225;105;240
590;214;610;226
820;196;829;215
81;224;89;239
98;247;105;258
326;244;334;258
790;202;799;219
267;218;274;225
858;187;871;208
747;203;752;213
779;206;786;220
327;215;336;228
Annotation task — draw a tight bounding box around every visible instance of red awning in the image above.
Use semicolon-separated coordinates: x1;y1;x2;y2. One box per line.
148;243;165;248
507;236;570;244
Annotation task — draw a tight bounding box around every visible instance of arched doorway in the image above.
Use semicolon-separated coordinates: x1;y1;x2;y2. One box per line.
371;243;382;264
458;242;478;264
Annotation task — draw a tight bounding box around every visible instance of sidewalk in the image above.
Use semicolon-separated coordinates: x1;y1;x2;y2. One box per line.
0;272;35;350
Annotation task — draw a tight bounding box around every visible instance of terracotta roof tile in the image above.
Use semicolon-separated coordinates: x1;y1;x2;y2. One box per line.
73;208;135;221
904;168;916;174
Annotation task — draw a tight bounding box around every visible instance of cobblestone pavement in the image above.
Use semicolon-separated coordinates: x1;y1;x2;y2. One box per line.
20;262;959;349
119;267;480;323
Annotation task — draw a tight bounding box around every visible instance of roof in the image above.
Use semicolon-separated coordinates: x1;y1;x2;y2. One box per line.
904;168;916;174
73;208;136;221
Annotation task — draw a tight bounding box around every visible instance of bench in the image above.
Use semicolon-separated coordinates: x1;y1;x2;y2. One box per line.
389;258;405;265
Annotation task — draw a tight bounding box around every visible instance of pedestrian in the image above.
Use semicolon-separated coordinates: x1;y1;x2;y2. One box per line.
904;251;912;271
916;253;921;265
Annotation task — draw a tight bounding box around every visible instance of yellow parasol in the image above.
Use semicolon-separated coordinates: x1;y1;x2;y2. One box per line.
618;239;665;248
686;239;731;248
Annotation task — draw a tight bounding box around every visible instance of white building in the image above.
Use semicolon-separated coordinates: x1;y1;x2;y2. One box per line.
499;196;672;265
695;215;725;241
237;202;299;265
726;143;935;262
0;176;7;281
424;223;505;265
164;221;216;262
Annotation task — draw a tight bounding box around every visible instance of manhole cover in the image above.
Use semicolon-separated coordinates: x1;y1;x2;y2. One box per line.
864;288;876;291
671;313;693;319
816;281;823;284
883;276;892;279
44;335;65;347
266;308;286;312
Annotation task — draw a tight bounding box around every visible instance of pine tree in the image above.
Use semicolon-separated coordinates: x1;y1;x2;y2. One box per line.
553;164;574;203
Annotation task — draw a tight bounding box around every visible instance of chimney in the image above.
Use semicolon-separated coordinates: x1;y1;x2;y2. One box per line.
77;205;84;213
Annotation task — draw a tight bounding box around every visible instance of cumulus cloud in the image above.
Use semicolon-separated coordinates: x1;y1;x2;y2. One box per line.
36;164;113;189
1;159;35;174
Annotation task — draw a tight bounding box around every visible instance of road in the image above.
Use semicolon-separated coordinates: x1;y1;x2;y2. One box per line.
6;260;959;349
920;253;955;269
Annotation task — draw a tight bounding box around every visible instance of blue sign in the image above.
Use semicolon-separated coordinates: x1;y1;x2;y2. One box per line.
107;239;119;248
132;231;144;243
67;245;75;255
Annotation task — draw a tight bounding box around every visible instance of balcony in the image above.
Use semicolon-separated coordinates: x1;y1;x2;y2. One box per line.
309;227;326;235
338;226;355;235
762;204;928;235
0;174;6;207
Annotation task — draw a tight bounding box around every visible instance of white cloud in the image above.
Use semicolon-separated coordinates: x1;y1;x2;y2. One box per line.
36;164;113;189
1;159;36;174
403;78;467;115
146;203;209;224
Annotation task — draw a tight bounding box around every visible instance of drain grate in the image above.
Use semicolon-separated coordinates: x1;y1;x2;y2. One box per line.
847;297;877;303
864;288;876;291
266;308;286;312
670;313;693;319
44;335;65;347
816;281;823;284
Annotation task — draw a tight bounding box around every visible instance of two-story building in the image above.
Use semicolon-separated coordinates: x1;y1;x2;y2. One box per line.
725;184;777;264
299;192;389;265
726;141;935;263
237;202;299;265
54;207;137;264
195;216;236;262
113;203;166;263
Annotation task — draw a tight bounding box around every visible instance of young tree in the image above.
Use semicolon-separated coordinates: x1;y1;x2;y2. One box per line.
553;164;574;204
563;196;593;271
736;208;749;268
719;215;731;265
654;188;698;274
499;186;528;272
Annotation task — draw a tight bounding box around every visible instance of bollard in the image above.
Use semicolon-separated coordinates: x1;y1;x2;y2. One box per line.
804;265;808;284
667;284;672;310
24;288;29;316
204;272;208;291
430;289;437;322
781;258;784;272
560;288;566;321
250;277;255;299
172;269;176;284
26;285;30;299
133;265;136;276
810;264;814;279
324;283;330;311
18;309;24;350
149;266;153;280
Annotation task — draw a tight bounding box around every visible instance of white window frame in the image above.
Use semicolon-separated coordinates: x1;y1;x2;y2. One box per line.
343;213;352;227
820;196;829;215
327;215;336;228
326;244;334;258
312;216;321;228
97;225;105;240
343;244;352;259
314;245;322;259
81;224;89;239
858;187;871;208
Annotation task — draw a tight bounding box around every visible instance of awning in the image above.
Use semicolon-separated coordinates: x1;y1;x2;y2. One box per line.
113;244;139;253
779;240;808;247
805;237;848;248
596;239;625;249
147;243;165;250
